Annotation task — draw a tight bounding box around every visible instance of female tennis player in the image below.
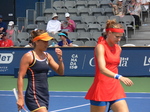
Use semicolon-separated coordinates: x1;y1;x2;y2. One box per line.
85;20;134;112
17;29;64;112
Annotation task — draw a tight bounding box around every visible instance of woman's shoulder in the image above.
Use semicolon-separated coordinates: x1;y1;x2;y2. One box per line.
67;38;71;41
24;51;33;56
95;43;105;51
21;51;33;61
55;20;61;23
69;19;75;22
67;39;72;44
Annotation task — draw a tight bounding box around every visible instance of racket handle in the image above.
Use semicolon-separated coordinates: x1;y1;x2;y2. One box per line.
13;88;22;112
13;88;28;112
13;88;18;100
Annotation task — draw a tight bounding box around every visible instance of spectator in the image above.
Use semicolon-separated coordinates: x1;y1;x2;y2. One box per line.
137;0;150;11
126;0;141;29
124;0;131;14
61;13;76;32
55;32;73;47
18;26;25;33
110;0;126;17
46;13;61;34
6;21;17;41
0;15;7;33
0;32;14;47
124;0;131;6
137;0;150;21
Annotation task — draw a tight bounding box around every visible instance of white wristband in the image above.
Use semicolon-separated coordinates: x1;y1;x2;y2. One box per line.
114;74;122;79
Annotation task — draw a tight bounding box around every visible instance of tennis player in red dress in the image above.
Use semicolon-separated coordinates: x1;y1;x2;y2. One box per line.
85;20;133;112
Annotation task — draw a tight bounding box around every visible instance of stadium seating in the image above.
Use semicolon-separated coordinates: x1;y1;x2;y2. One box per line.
15;0;145;47
72;40;84;46
53;1;65;9
84;40;97;47
87;0;100;8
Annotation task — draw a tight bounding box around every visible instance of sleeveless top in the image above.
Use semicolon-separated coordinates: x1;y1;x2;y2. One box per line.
85;37;126;101
25;51;50;111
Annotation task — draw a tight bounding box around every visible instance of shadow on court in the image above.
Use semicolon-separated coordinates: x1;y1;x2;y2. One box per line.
0;91;150;112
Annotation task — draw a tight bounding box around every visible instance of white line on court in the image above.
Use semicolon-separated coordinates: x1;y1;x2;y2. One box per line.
126;97;150;99
0;94;150;99
50;103;90;112
0;90;150;94
0;94;14;96
0;94;85;97
51;95;84;98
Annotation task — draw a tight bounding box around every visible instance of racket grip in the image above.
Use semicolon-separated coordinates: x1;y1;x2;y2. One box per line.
13;88;18;100
13;88;22;112
13;88;28;112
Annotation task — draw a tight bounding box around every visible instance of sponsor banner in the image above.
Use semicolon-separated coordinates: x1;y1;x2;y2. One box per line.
119;47;150;76
62;48;95;76
0;47;150;77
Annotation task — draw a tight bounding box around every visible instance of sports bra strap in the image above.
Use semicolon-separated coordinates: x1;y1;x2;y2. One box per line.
29;50;36;67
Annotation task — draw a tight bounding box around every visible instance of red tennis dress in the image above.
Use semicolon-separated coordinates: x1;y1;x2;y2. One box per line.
85;37;126;101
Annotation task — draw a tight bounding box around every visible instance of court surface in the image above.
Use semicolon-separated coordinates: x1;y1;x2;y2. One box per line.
0;76;150;112
0;91;150;112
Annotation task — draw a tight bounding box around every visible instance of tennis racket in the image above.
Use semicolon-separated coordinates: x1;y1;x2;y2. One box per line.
13;88;28;112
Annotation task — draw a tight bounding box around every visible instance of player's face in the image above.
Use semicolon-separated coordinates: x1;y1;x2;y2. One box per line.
109;32;123;44
36;40;49;51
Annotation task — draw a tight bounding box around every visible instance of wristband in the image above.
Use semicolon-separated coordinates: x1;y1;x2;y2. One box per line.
58;57;63;62
114;74;122;79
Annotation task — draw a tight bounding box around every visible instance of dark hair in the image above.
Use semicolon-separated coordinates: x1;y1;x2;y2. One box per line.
29;39;32;43
60;32;69;39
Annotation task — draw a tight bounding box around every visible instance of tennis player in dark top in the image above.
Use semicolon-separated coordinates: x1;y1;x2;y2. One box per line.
17;29;64;112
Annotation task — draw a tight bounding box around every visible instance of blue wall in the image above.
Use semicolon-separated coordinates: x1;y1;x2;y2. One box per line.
0;47;150;77
15;0;44;17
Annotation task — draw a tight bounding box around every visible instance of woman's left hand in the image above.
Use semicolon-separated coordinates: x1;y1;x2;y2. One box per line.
55;48;63;61
119;77;134;86
68;22;72;25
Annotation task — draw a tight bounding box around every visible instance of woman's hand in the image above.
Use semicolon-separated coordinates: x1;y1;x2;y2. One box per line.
55;48;63;61
63;40;68;46
119;77;134;86
17;98;24;111
68;22;72;25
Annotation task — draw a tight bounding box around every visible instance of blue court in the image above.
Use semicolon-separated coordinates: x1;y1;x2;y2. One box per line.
0;91;150;112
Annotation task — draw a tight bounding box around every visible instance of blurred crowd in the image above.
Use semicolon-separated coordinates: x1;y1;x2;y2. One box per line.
0;0;150;47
